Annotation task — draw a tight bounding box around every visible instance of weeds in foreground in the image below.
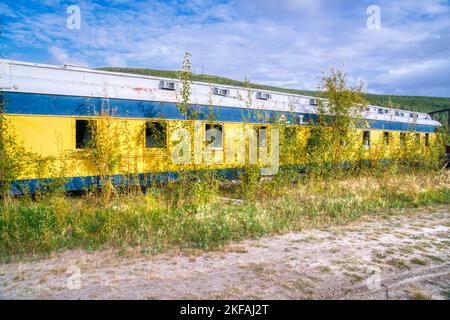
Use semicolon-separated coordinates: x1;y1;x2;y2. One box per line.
409;287;433;300
0;169;448;260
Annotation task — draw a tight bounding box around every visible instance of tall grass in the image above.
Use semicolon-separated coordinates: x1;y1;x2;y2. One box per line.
0;169;448;260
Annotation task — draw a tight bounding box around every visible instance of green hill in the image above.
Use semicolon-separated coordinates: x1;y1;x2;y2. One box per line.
97;67;450;117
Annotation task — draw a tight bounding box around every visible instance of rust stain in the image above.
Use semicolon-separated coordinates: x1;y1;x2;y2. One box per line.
132;87;153;95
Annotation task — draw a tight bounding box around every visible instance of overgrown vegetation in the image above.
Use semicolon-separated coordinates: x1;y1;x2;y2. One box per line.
0;170;448;261
0;97;36;201
0;54;449;260
306;68;367;177
81;103;124;202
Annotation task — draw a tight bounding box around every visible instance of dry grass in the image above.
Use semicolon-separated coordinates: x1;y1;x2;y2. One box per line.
0;169;449;261
409;287;433;300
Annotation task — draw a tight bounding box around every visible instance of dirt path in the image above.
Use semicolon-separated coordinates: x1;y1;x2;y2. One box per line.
1;206;449;300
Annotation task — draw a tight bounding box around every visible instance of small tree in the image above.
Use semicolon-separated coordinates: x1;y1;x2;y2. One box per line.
0;98;34;201
177;51;196;120
167;51;196;206
82;97;123;202
307;68;368;176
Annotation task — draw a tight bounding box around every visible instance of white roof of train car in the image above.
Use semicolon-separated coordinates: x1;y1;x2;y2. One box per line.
0;59;442;127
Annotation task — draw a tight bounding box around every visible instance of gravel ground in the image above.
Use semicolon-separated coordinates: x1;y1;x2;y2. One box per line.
1;205;449;300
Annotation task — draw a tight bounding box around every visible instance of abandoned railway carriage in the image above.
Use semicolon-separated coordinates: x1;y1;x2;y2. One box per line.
0;59;443;194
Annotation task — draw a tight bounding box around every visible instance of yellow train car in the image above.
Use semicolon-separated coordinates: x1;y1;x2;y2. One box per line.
0;60;442;194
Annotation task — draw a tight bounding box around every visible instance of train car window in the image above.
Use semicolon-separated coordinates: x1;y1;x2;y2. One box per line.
400;132;406;146
425;133;429;147
257;126;268;148
76;119;95;149
383;132;390;145
363;131;370;148
145;122;167;148
205;123;223;149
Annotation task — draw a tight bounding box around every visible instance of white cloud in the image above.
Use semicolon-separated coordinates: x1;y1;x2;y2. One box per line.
0;3;18;18
3;0;450;97
48;46;69;64
105;54;127;67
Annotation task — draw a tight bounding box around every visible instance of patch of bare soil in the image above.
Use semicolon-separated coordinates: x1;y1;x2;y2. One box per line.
1;206;449;300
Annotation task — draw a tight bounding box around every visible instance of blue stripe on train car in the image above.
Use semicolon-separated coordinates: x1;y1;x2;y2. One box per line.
10;169;244;195
10;159;397;195
2;91;438;133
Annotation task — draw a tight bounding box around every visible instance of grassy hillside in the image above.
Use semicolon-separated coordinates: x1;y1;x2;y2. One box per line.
98;67;450;116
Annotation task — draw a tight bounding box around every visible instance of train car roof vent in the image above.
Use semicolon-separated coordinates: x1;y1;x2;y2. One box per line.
62;63;89;70
213;87;230;97
256;91;271;100
159;80;177;91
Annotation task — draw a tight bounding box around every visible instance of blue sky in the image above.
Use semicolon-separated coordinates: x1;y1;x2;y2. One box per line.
1;0;449;97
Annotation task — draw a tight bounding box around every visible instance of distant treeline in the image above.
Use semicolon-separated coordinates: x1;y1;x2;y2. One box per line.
98;67;450;116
